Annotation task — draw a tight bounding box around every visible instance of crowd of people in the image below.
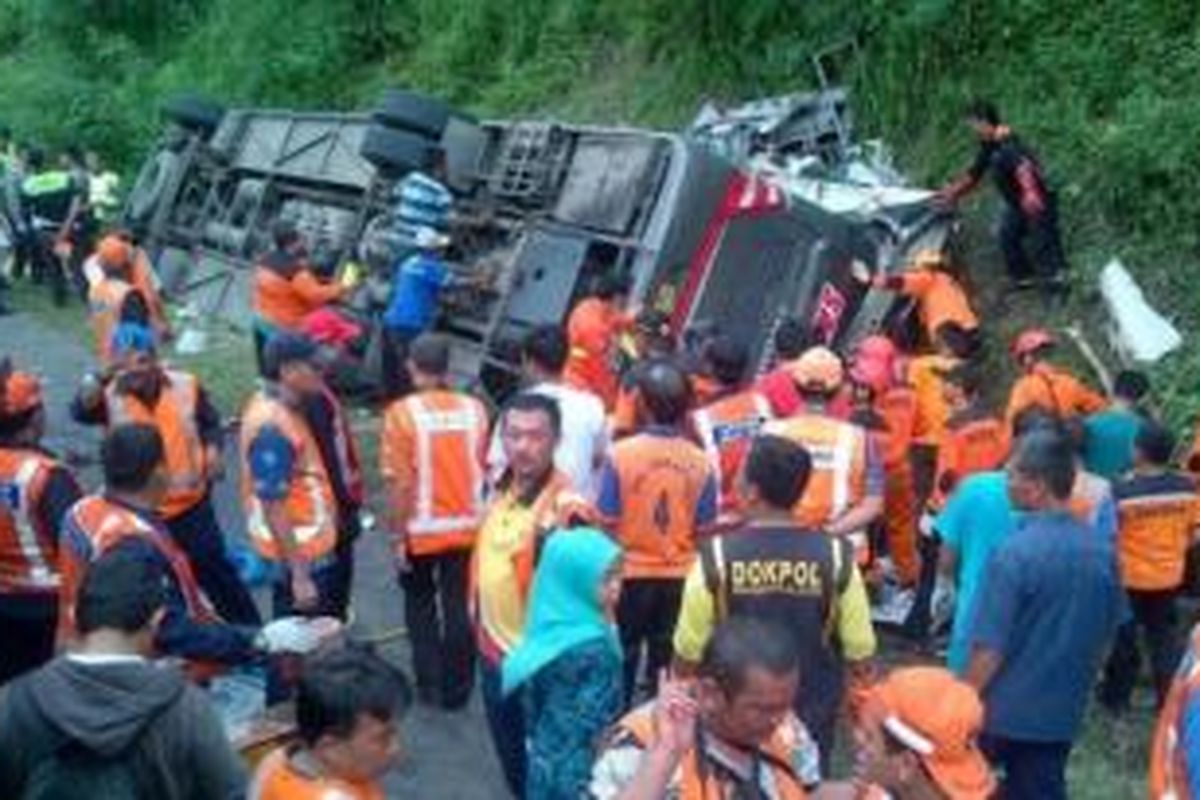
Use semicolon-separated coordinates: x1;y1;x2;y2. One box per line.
0;100;1199;800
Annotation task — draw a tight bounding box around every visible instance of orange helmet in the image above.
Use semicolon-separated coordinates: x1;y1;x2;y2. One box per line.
1010;328;1056;359
0;361;43;418
790;347;844;393
97;235;132;271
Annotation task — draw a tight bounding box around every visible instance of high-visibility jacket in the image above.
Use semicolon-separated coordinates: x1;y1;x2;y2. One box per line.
1006;363;1107;429
908;354;959;447
0;448;62;594
604;433;714;579
563;298;628;409
105;370;208;520
471;470;586;662
249;748;383;800
88;276;137;365
239;391;337;563
690;389;772;521
930;409;1009;511
1151;624;1200;799
252;262;343;332
612;703;808;800
765;413;868;529
58;495;216;642
1113;472;1200;591
380;389;488;557
890;270;978;343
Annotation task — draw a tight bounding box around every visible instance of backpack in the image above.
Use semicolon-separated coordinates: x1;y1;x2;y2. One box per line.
9;680;156;800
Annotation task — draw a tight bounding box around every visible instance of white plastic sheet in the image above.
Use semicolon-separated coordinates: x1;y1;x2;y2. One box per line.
1099;258;1182;364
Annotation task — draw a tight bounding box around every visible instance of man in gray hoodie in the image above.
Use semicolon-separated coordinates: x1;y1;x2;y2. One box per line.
0;542;247;799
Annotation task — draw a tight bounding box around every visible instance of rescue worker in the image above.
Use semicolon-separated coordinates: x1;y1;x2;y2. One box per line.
688;335;773;529
937;99;1067;297
251;220;349;374
907;322;977;500
756;316;811;417
0;362;82;683
564;273;635;410
87;235;151;367
853;667;997;799
1150;623;1200;797
239;333;343;618
487;323;610;497
474;393;586;798
1099;421;1200;713
929;362;1009;513
672;435;876;769
71;323;260;626
381;225;481;399
20;146;84;305
84;231;173;341
1006;328;1107;429
764;347;884;563
590;617;820;799
852;335;920;593
595;359;717;703
381;334;488;710
610;309;677;439
59;424;259;668
861;249;980;353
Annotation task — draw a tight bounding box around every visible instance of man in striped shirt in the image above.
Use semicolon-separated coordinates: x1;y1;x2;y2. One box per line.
391;150;453;240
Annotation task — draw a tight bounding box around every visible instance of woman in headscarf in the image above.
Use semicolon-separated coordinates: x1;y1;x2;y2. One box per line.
502;528;624;800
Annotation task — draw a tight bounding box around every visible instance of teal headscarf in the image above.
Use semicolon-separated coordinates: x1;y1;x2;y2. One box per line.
501;528;622;695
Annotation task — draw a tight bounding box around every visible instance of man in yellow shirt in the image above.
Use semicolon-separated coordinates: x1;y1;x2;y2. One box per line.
673;434;876;771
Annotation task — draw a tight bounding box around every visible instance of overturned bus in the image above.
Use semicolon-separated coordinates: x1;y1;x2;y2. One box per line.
123;90;950;399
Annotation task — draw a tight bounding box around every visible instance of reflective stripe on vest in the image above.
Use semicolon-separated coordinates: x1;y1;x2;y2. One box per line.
106;371;206;516
0;455;57;590
405;394;485;537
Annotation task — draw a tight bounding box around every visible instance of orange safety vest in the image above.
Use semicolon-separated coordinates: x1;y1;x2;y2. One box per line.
1151;624;1200;799
0;448;62;594
605;432;714;579
1115;477;1200;591
1006;363;1108;429
239;391;337;563
930;413;1009;510
106;370;208;520
764;414;868;529
616;703;808;800
563;298;625;409
58;495;217;642
381;389;488;557
88;276;136;365
249;748;384;800
690;389;772;521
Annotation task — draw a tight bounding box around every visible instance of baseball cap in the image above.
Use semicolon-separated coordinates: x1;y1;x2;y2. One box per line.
866;667;996;800
0;366;43;417
414;226;450;250
790;346;844;393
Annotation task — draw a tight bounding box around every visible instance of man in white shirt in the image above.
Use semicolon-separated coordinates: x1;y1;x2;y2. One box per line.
488;324;609;498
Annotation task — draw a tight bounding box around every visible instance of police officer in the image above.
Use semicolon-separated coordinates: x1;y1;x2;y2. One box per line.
672;435;876;768
20;147;85;305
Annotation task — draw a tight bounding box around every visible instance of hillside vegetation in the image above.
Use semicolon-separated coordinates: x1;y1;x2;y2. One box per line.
1;0;1197;421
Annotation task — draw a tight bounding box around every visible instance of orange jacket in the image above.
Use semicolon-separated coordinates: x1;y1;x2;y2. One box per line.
105;370;209;520
563;298;629;409
253;265;343;332
931;410;1009;510
600;432;716;579
239;391;337;563
615;703;808;799
765;413;869;529
1151;624;1200;799
690;389;772;519
0;448;62;594
875;385;918;471
890;270;978;342
1114;472;1200;591
88;276;137;365
249;748;383;800
1005;363;1107;428
380;389;489;557
907;354;959;447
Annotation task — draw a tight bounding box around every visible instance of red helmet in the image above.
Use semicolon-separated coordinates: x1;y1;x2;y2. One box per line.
857;335;898;363
1010;328;1056;359
850;358;892;394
